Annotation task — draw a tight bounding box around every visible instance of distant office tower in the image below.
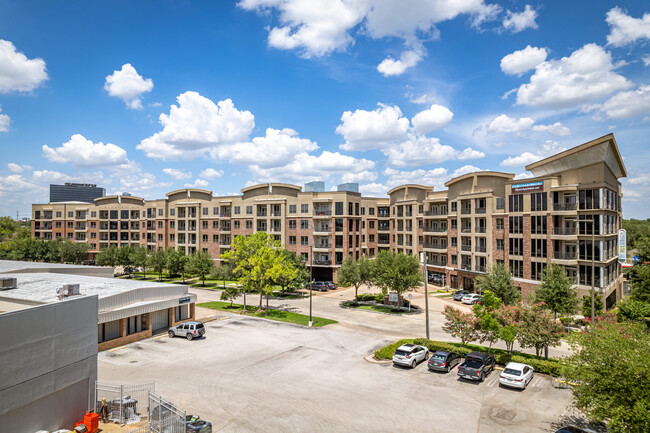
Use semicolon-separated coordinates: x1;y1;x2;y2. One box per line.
304;181;325;192
49;183;106;203
337;182;359;193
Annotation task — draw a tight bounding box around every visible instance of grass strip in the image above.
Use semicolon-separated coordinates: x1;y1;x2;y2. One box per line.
198;301;337;327
343;301;412;314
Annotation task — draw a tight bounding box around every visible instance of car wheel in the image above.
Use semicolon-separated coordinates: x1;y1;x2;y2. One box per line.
168;331;174;338
186;333;193;341
411;360;416;369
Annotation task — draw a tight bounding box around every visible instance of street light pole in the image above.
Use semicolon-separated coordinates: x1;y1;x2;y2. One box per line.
420;253;430;340
309;244;313;327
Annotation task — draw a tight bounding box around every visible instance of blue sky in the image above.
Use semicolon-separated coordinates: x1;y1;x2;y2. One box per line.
0;1;649;218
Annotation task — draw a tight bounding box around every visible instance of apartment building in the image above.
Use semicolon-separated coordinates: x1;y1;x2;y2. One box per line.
31;133;626;306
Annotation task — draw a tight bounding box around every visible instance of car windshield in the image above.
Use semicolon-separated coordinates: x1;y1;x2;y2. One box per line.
196;323;204;329
503;368;522;376
394;350;410;357
432;354;446;361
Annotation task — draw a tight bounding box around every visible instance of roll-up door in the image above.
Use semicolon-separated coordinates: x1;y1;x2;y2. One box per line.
152;309;169;331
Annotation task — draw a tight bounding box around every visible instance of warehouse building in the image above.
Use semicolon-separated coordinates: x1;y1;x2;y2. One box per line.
0;262;197;351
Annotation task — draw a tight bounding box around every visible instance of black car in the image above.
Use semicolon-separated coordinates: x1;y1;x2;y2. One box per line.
308;281;328;291
452;290;470;301
457;351;496;382
428;350;462;373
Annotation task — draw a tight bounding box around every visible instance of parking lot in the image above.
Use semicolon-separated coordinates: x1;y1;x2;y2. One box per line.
98;314;574;432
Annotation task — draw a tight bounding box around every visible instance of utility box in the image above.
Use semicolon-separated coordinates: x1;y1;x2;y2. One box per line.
0;277;17;290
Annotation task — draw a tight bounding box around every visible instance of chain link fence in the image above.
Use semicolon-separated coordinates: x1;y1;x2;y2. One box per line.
148;390;186;433
95;381;155;425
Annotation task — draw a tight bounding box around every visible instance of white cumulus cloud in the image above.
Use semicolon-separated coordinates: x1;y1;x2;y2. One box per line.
488;114;534;135
411;104;454;134
184;179;209;188
214;127;318;167
0;39;48;93
337;104;410;151
503;4;538;33
104;64;153;109
501;140;566;167
532;122;571;136
342;170;378;183
606;7;650;47
377;45;424;77
458;147;486;160
137;91;255;160
515;43;632;108
595;84;650;119
199;168;224;179
385;135;459;167
42;134;129;168
0;106;8;132
500;45;547;76
162;168;193;180
7;163;30;173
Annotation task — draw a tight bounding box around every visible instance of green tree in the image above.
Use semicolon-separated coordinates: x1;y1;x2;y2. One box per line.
622;219;650;250
517;303;565;358
272;250;308;294
116;245;134;276
96;245;119;268
581;294;604;318
472;291;501;354
338;255;362;298
60;240;89;264
147;248;167;281
131;246;148;277
616;298;650;323
210;263;234;289
534;264;578;319
371;251;422;307
494;303;522;355
189;250;215;286
563;321;650;433
166;247;186;278
442;305;479;346
475;262;520;305
220;285;241;307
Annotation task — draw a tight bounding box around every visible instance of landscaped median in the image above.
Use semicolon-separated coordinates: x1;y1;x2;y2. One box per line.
198;301;337;327
373;338;564;376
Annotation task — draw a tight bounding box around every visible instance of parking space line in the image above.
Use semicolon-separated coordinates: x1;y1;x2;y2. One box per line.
219;316;231;320
108;345;127;352
152;335;167;341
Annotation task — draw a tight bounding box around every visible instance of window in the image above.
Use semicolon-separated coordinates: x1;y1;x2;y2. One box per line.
159;209;163;216
289;205;296;214
369;207;375;216
451;202;457;212
531;215;547;234
301;204;308;213
202;221;208;229
158;234;163;241
509;260;523;278
451;219;457;230
56;211;62;218
301;220;309;229
335;202;343;215
348;202;353;216
531;239;547;258
530;192;548;211
496;239;504;250
369;221;375;229
234;220;240;229
508;194;524;212
234;206;240;215
496;218;504;230
451;237;457;247
509;238;523;256
170;221;175;228
301;236;309;245
509;216;523;234
213;207;218;215
55;222;61;228
451;255;457;265
246;206;253;215
302;252;309;261
361;207;366;216
579;188;601;210
68;211;73;218
110;210;118;219
289;236;296;245
246;220;252;229
212;221;218;229
369;234;375;242
335;218;343;232
289;220;296;229
202;234;208;242
335;235;343;248
355;203;360;216
121;210;129;219
170;209;175;216
496;197;505;210
203;207;208;216
213;235;218;243
531;262;544;281
369;248;375;257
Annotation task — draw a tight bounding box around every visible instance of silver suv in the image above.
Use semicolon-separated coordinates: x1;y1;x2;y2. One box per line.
392;343;429;368
168;321;205;340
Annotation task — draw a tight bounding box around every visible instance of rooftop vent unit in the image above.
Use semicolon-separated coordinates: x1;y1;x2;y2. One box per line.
57;284;80;299
0;277;17;291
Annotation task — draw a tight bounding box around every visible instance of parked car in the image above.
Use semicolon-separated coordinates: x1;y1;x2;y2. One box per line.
499;362;534;390
427;350;462;373
461;293;483;305
308;281;329;291
452;290;470;301
168;321;205;341
392;343;429;369
324;281;337;290
457;351;495;381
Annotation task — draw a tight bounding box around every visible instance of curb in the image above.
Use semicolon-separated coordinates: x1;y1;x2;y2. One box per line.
364;354;392;364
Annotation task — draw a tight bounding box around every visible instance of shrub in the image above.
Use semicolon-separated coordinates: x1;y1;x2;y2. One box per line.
511;355;563;376
356;293;384;302
373;339;413;360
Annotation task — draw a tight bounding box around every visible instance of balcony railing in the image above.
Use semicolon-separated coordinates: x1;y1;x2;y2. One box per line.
461;208;472;215
475;266;486;273
314;209;332;216
427;260;447;267
461;264;472;271
461;245;472;252
314;227;331;233
554;251;577;260
425;210;447;216
476;227;487;233
476;246;487;253
424;243;447;250
475;207;486;214
461;227;472;233
554;227;577;235
313;259;332;265
377;239;390;245
553;203;577;211
314;242;331;249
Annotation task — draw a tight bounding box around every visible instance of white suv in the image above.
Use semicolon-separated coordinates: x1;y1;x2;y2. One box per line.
392;344;429;368
168;321;205;341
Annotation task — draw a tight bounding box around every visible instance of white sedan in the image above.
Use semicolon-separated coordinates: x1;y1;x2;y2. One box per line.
461;293;482;304
499;362;534;389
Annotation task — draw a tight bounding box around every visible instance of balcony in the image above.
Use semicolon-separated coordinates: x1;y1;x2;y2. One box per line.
313;242;331;251
475;266;486;273
257;211;268;217
461;207;472;215
461;264;472;271
269;226;282;233
313;210;332;217
461;245;472;252
221;225;231;232
427;260;447;267
475;207;486;214
476;227;487;234
461;227;472;233
313;259;332;265
554;227;577;236
424;243;447;251
378;239;390;245
553;203;577;211
554;251;577;260
476;246;487;253
313;226;331;234
221;213;231;218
